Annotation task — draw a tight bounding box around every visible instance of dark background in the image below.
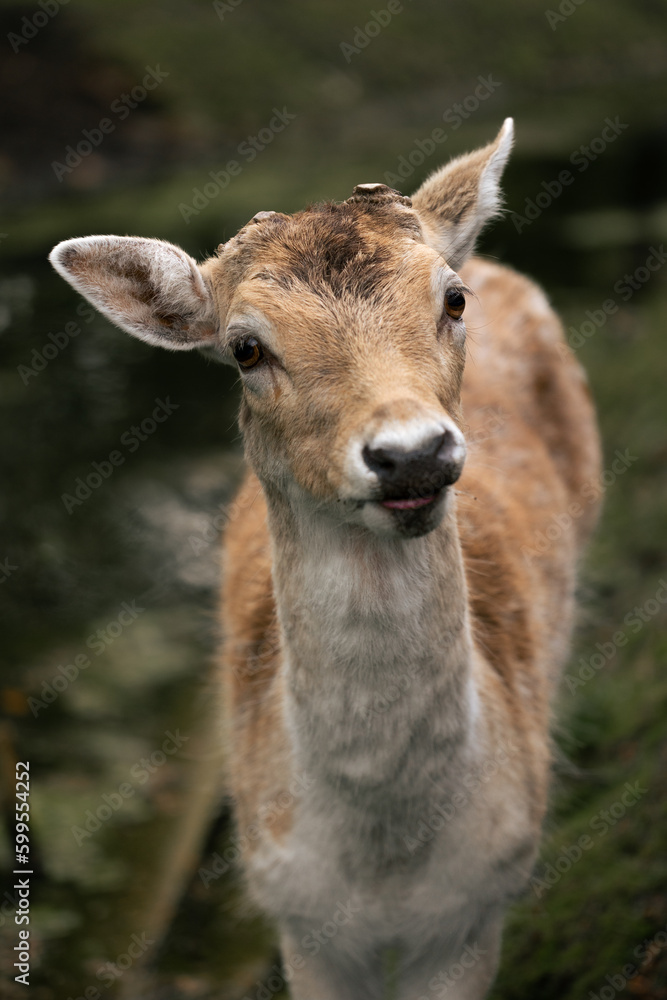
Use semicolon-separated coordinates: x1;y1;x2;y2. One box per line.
1;1;666;998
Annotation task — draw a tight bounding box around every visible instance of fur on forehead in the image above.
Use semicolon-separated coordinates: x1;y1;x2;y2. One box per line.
216;199;426;300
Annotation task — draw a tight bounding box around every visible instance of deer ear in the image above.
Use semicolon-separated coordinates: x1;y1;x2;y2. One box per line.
49;236;219;351
412;118;514;271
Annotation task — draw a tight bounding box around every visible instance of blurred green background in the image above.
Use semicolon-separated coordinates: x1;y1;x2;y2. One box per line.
0;1;666;998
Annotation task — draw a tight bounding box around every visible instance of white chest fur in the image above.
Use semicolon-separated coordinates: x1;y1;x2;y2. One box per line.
276;505;475;794
253;503;535;954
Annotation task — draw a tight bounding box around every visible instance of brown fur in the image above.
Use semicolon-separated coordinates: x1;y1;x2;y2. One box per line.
220;247;601;858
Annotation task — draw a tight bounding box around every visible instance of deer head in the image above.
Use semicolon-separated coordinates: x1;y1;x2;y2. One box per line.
50;119;513;539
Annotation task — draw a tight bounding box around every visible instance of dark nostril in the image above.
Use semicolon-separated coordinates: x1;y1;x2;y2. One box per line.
436;428;458;462
363;431;449;478
362;444;400;474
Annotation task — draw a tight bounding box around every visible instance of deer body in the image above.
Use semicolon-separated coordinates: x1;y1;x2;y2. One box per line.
50;120;601;999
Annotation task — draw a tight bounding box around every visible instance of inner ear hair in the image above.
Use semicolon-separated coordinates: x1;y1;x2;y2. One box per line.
412;118;514;271
49;235;219;351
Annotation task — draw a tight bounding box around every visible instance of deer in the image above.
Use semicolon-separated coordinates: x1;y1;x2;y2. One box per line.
50;118;601;1000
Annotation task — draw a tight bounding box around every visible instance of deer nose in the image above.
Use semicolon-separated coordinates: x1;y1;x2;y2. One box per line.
362;427;465;495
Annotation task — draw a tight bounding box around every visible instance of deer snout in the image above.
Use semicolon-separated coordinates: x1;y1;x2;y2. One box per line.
362;422;466;502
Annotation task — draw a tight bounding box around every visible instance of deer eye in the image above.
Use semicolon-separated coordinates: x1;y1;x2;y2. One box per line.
445;288;466;319
233;337;264;369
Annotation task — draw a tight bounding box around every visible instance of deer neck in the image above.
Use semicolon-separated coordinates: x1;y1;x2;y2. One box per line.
264;487;479;803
